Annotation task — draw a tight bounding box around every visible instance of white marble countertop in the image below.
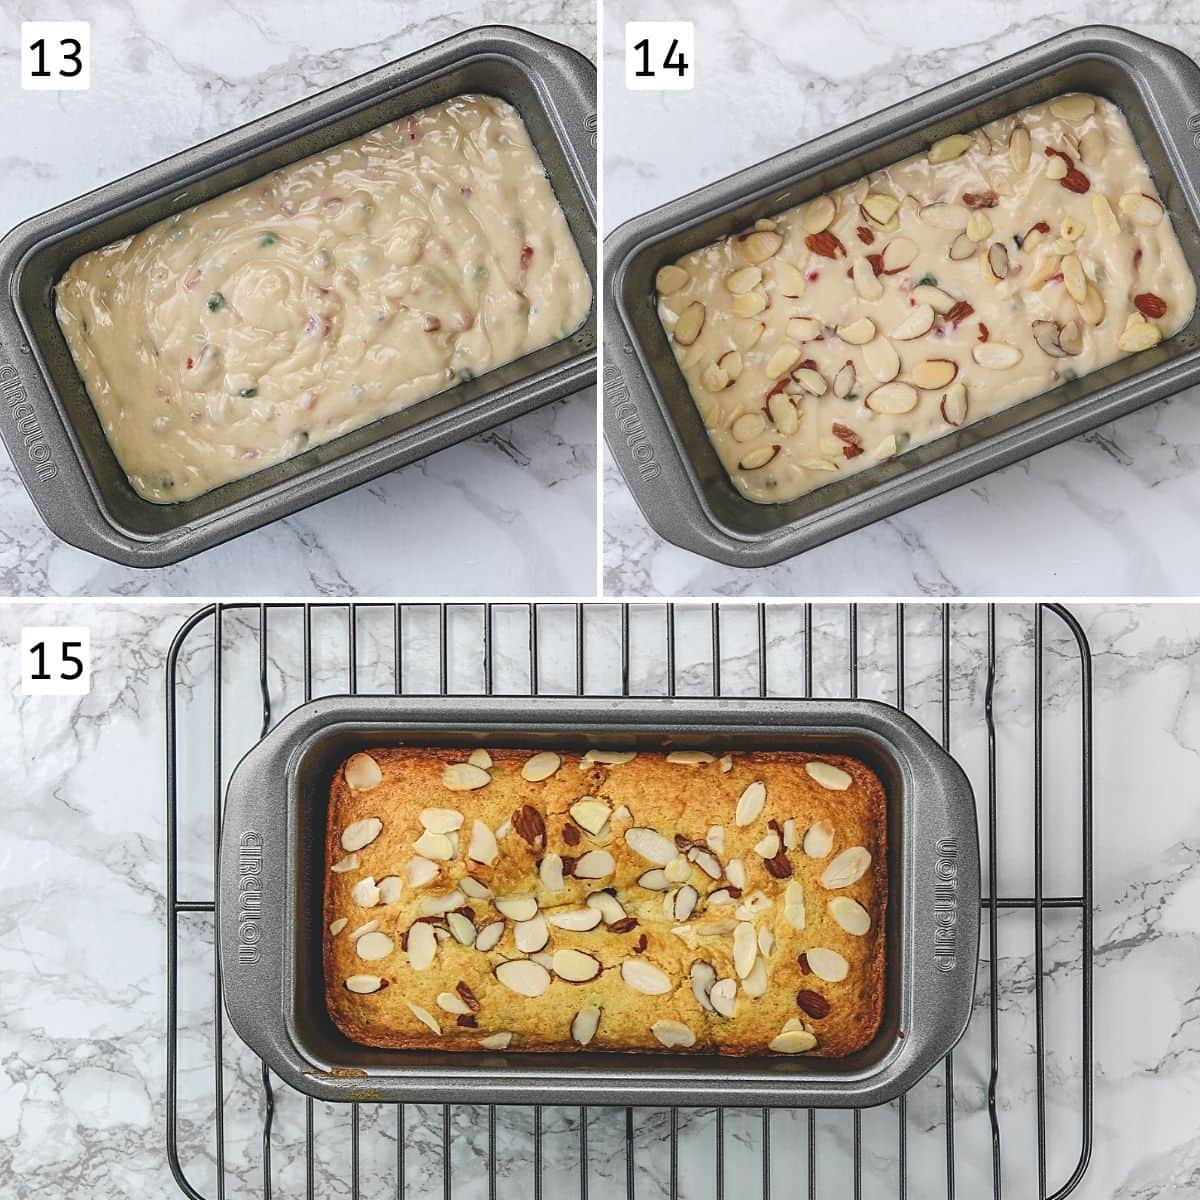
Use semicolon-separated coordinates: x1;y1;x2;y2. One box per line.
0;0;597;597
2;598;1198;1198
601;0;1200;597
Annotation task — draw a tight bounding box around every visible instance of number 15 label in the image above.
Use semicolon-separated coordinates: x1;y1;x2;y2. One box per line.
626;22;693;91
22;627;91;696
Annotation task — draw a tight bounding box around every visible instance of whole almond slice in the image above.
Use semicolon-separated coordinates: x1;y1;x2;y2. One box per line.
467;748;492;769
351;877;381;908
345;975;385;994
1118;320;1163;352
1045;155;1068;181
467;819;499;866
862;192;900;224
413;830;454;861
667;749;716;765
700;361;731;394
948;233;977;261
787;316;823;342
833;361;857;398
852;256;883;301
774;260;807;298
803;819;835;859
341;818;383;852
735;780;767;826
873;434;899;461
571;1005;601;1044
863;337;901;383
801;194;836;234
1079;285;1106;327
621;959;672;995
972;341;1022;369
570;798;611;836
819;846;872;889
549;908;603;931
459;876;491;900
355;931;394;962
349;920;379;941
741;955;769;998
768;393;799;435
573;849;616;879
673;884;700;922
766;343;803;378
928;133;973;164
738;229;783;264
941;382;968;426
739;446;780;472
805;761;852;790
420;808;464;834
725;265;763;295
656;265;689;295
406;857;439;888
495;895;539;921
733;922;759;979
1061;253;1088;304
625;826;676;865
710;978;738;1017
866;382;918;415
967;211;994;243
792;367;828;397
480;1031;513;1050
652;1020;697;1048
838;316;876;345
1091;193;1120;236
770;1028;818;1053
691;961;717;1011
986;243;1009;282
418;888;465;917
688;846;722;879
1050;93;1096;122
332;853;360;874
784;879;807;930
673;301;705;346
436;991;472;1015
330;918;348;936
514;914;550;954
828;896;872;936
344;753;383;791
881;236;919;272
441;763;491;792
1009;123;1032;171
1060;319;1084;356
586;890;626;925
495;958;551;998
890;304;935;341
638;868;670;891
804;947;850;983
732;290;769;318
521;751;561;782
583;749;637;766
732;320;765;350
447;912;476;946
920;202;969;231
731;412;767;443
1032;320;1068;358
912;359;958;390
475;920;504;952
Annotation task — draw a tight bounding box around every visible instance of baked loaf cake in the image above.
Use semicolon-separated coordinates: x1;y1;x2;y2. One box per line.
324;746;887;1057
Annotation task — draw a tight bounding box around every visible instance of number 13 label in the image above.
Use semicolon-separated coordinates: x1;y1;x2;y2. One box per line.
21;21;90;91
626;22;693;91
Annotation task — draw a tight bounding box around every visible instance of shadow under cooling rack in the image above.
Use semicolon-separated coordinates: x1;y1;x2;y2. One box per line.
165;602;1092;1200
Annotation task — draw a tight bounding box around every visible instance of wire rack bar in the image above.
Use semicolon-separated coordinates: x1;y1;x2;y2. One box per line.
165;603;1093;1200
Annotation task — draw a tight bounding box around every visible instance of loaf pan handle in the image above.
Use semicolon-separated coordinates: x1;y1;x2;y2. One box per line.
217;731;293;1080
1133;34;1200;207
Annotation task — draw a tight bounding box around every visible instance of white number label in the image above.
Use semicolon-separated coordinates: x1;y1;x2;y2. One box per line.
21;21;90;91
626;22;693;91
21;627;91;696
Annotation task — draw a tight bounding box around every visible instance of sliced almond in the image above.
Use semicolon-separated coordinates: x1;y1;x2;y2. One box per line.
1079;127;1106;166
406;857;439;888
828;896;872;936
667;750;716;765
838;316;877;345
441;763;491;792
732;319;766;350
701;358;732;394
348;920;379;941
447;911;476;946
467;749;492;769
733;922;759;979
475;920;504;952
625;827;676;865
768;392;799;435
345;975;384;994
791;367;828;397
664;854;691;884
1079;285;1105;327
637;868;670;891
890;304;935;341
928;133;973;165
738;229;783;264
418;888;465;916
863;337;900;383
413;830;454;861
787;315;823;342
972;341;1022;369
710;978;738;1018
707;824;726;854
673;301;705;345
801;195;836;234
520;751;561;782
866;381;918;415
571;1005;601;1045
852;256;883;301
1045;155;1068;181
621;959;672;995
652;1020;696;1048
766;343;803;377
725;266;763;295
731;412;767;443
586;890;626;925
569;798;611;836
774;260;807;298
726;859;747;890
1091;194;1120;236
655;265;689;295
803;820;834;859
731;291;768;318
330;918;348;935
436;990;471;1015
986;242;1009;282
420;808;464;835
1032;320;1068;358
467;820;498;866
1061;253;1088;303
356;931;394;962
673;884;700;922
351;877;381;908
941;382;968;426
691;961;717;1012
833;360;856;398
873;434;899;461
480;1031;513;1050
734;780;766;826
549;907;603;931
1025;253;1061;291
1117;319;1163;352
948;233;977;261
582;749;637;765
495;895;539;922
966;211;994;243
514;914;550;954
459;876;491;900
741;955;769;998
344;753;383;791
688;847;722;880
805;947;850;983
770;1028;818;1053
341;818;383;853
819;846;872;889
1060;319;1082;360
1050;93;1096;122
495;958;551;997
912;359;958;390
1009;122;1032;171
862;192;900;224
573;849;615;879
332;853;360;874
920;202;969;231
881;236;918;272
754;830;780;858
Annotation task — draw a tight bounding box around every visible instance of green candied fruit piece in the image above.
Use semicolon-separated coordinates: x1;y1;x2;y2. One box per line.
290;431;310;451
238;386;258;398
206;292;224;312
350;383;366;400
915;273;938;288
472;264;487;281
258;233;277;247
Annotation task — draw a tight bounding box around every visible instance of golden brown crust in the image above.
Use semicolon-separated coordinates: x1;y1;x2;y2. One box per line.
324;747;887;1057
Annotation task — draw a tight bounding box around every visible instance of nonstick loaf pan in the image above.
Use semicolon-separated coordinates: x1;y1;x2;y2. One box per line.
217;695;979;1108
603;25;1200;567
0;26;596;568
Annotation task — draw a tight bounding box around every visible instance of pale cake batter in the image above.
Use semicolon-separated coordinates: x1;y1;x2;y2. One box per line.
55;94;592;503
655;94;1195;504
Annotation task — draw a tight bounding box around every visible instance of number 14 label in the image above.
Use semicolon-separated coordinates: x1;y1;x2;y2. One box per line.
626;22;693;91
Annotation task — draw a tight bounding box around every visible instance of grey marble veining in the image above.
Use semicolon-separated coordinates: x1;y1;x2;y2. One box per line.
602;0;1200;597
0;0;597;597
1;599;1198;1198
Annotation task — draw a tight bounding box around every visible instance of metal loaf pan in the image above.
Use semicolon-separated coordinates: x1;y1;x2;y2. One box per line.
0;26;596;567
217;695;979;1108
603;25;1200;567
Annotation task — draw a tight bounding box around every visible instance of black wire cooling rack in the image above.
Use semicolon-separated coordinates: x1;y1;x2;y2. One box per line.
165;602;1093;1199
